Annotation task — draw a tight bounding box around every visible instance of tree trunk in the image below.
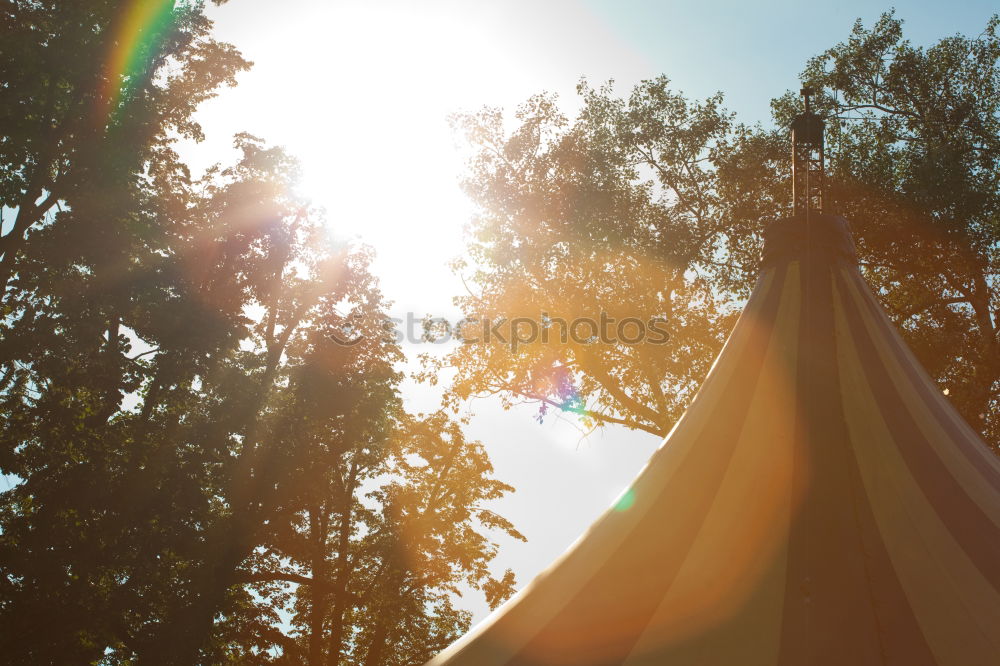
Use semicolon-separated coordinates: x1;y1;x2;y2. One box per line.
326;466;359;665
308;507;329;665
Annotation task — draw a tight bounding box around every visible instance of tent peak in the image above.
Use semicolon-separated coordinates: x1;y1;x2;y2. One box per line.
762;213;857;268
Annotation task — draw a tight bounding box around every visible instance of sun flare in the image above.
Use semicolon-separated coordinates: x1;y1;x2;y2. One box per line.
249;4;515;305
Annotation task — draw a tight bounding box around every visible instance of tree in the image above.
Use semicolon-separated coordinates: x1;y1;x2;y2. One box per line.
443;80;739;438
794;11;1000;446
256;411;523;665
0;1;252;660
0;0;249;297
446;13;1000;451
0;2;520;662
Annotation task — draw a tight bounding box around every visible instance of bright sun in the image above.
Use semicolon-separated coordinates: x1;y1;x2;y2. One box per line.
247;3;513;310
193;0;642;314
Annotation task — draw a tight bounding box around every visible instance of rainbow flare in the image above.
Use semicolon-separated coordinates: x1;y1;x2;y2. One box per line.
100;0;177;121
532;363;587;424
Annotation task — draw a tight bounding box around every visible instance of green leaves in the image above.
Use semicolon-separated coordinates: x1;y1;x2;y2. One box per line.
447;13;999;454
1;3;519;663
793;11;1000;447
447;77;739;438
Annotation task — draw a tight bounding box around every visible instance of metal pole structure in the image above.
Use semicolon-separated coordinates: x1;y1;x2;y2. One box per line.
791;87;825;219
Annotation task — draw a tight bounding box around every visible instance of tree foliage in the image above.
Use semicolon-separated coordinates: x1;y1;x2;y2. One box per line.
0;2;519;663
802;11;1000;445
448;13;1000;449
443;80;740;438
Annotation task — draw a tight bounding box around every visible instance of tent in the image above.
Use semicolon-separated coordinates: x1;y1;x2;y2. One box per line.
429;213;1000;665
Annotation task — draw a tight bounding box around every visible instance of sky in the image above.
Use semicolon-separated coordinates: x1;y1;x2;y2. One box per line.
183;0;999;623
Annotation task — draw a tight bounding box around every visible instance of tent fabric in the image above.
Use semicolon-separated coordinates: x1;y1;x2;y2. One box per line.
428;214;1000;666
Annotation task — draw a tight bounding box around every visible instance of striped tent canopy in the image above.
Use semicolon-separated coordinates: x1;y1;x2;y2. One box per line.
430;214;1000;666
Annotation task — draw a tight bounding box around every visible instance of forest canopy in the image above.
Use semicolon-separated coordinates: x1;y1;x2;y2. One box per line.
0;2;519;663
443;11;999;451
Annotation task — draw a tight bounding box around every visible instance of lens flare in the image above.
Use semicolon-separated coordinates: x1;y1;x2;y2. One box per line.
532;364;587;424
613;488;636;512
100;0;176;121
